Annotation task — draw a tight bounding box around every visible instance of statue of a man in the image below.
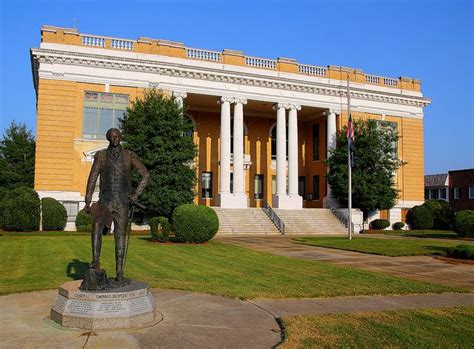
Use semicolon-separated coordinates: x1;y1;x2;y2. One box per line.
84;128;149;282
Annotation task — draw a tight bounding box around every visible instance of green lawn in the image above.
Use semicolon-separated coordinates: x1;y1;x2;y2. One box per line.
370;230;459;239
293;236;471;256
0;235;462;298
281;306;474;349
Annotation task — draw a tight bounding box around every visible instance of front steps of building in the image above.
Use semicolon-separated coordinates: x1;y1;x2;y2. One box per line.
273;209;347;234
212;208;281;235
212;207;347;235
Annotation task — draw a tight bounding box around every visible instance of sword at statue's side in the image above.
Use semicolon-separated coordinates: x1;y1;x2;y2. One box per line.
123;201;146;273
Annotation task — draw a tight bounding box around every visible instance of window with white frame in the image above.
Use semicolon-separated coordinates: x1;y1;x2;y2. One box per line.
454;187;460;199
83;92;129;139
469;186;474;199
201;172;212;198
254;174;264;200
61;201;79;222
440;188;447;200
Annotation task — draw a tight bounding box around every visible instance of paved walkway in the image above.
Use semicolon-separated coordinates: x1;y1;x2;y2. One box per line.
217;235;474;291
1;289;473;349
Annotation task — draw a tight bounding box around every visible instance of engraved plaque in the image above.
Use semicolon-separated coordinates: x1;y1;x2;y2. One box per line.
95;301;129;317
65;299;94;316
129;296;151;315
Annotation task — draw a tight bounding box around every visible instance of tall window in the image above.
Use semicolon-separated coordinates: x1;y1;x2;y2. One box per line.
376;120;398;156
298;176;306;198
83;92;129;139
270;124;288;160
469;186;474;199
230;119;247;155
254;175;264;200
454;187;460;199
440;188;447;200
313;175;320;200
313;124;320;161
201;172;212;198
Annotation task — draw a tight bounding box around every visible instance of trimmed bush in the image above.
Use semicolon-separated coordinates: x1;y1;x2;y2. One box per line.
172;204;219;243
454;210;474;238
446;244;474;260
406;205;433;230
422;200;455;230
1;187;40;231
150;216;172;242
370;219;390;230
75;209;93;232
393;222;405;230
41;197;67;231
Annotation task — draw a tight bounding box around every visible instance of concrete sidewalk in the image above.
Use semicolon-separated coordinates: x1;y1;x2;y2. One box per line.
1;289;473;349
218;236;474;291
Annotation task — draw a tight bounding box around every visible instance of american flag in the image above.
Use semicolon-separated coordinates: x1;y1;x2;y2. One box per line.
347;113;355;167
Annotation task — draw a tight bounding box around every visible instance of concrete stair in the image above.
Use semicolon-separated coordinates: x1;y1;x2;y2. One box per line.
212;208;281;235
274;208;347;234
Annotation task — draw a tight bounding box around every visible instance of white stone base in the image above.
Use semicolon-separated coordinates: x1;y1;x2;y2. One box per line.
272;194;303;209
219;192;248;208
50;280;157;330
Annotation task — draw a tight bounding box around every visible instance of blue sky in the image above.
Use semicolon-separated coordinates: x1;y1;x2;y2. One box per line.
0;0;472;174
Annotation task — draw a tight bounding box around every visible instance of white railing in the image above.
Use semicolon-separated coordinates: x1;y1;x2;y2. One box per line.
365;75;380;84
81;35;105;47
384;78;398;87
111;39;134;50
245;56;277;69
298;64;327;77
186;48;221;61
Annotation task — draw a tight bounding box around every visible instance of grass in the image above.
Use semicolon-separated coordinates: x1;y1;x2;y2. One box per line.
367;230;459;239
281;306;474;349
0;235;462;297
293;236;472;257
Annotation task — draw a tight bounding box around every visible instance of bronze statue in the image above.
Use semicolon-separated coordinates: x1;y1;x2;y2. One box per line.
83;128;149;287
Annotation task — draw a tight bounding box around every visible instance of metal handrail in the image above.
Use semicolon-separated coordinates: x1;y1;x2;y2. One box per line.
330;208;348;228
262;201;285;234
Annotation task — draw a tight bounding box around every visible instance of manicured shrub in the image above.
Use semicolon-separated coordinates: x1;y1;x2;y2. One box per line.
406;205;433;230
370;219;390;230
75;209;93;232
41;197;67;231
150;216;172;242
393;222;405;230
454;210;474;238
1;187;40;231
172;204;219;243
446;244;474;260
422;200;455;230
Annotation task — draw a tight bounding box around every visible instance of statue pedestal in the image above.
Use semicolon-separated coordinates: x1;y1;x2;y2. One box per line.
50;279;156;330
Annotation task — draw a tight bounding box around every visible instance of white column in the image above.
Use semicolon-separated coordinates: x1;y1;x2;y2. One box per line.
275;103;287;196
324;108;338;208
288;104;301;196
172;91;187;110
219;97;232;200
233;98;246;194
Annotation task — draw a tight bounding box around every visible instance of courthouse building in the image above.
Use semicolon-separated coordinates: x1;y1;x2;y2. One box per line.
30;25;430;231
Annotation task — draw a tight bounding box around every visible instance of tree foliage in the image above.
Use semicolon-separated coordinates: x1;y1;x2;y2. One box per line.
326;119;403;219
121;89;197;217
0;121;36;189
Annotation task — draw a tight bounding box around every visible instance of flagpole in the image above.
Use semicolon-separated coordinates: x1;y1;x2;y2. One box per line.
347;74;353;240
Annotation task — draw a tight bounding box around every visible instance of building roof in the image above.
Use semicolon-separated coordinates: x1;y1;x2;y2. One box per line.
424;174;448;188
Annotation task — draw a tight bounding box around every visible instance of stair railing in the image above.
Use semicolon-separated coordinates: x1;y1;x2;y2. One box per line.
262;201;285;235
330;208;348;228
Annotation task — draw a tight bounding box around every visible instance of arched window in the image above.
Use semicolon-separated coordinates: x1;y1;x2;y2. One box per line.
230;118;248;154
270;123;288;160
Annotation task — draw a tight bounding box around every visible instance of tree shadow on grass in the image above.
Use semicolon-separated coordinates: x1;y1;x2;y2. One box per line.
66;259;89;280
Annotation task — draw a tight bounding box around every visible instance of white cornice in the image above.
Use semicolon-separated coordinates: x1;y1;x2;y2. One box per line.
30;47;430;118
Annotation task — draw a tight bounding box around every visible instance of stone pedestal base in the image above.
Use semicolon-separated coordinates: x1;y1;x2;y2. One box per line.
51;279;156;330
219;192;248;208
272;194;303;209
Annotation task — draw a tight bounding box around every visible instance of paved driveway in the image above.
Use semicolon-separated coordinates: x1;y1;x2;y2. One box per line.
217;235;474;291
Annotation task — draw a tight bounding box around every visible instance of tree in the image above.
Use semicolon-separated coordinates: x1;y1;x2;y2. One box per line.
0;121;36;190
120;89;197;218
326;119;403;220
